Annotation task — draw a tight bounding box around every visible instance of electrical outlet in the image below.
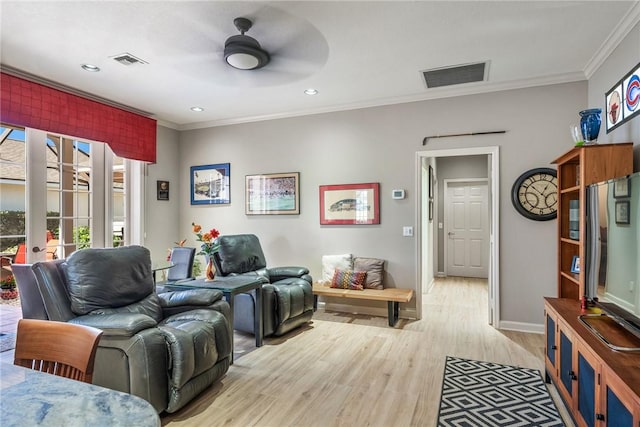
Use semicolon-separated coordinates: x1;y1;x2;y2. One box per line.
402;226;413;236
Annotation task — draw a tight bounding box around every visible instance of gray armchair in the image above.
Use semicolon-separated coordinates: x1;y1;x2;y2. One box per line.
212;234;313;336
29;245;232;414
156;246;196;293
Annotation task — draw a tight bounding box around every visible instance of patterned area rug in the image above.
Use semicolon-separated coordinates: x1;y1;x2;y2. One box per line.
437;356;564;427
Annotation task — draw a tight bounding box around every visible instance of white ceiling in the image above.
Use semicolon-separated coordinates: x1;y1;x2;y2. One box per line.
1;1;639;130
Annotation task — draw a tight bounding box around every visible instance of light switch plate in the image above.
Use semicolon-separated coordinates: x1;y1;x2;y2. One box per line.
403;226;413;236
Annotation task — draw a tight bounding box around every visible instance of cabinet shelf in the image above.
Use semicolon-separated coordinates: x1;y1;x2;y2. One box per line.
560;271;579;284
560;238;580;246
560;185;579;194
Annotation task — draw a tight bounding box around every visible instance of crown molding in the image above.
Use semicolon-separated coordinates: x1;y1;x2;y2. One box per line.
178;71;586;131
584;2;640;79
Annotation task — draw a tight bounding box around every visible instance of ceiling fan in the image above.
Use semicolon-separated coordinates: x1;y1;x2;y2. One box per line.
224;17;270;70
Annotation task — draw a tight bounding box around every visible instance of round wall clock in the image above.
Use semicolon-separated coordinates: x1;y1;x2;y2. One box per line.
511;167;558;221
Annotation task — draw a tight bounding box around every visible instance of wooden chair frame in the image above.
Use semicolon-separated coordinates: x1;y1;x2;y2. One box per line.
14;319;103;383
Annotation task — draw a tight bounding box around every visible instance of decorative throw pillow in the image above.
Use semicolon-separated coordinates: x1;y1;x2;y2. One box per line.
353;257;385;290
322;254;353;283
330;269;367;290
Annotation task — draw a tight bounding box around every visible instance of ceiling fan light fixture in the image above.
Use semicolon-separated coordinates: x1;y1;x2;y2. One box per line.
224;18;270;70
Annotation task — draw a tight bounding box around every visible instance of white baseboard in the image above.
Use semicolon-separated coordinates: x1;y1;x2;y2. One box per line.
498;320;544;334
317;302;417;321
436;271;446;278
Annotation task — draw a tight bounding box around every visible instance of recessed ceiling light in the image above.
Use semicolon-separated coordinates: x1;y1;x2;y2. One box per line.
191;107;204;112
304;89;318;95
81;64;100;72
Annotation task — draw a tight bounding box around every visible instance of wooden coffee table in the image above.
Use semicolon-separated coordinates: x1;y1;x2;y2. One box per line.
166;276;266;363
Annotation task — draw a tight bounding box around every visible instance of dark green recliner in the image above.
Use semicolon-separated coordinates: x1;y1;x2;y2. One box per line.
29;245;232;414
212;234;314;336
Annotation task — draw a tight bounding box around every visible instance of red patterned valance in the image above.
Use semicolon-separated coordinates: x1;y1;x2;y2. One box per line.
0;72;156;163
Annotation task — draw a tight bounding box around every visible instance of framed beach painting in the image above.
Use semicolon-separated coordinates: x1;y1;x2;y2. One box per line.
245;172;300;215
319;182;380;225
190;163;230;205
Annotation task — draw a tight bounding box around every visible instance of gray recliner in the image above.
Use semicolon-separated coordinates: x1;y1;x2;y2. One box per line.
29;245;232;414
212;234;314;337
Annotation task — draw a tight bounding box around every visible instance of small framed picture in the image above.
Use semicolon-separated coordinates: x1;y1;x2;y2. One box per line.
613;177;630;198
615;201;630;225
157;180;169;201
571;256;580;274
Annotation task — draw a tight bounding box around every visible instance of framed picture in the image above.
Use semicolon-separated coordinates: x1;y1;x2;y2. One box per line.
615;201;630;225
613;177;630;198
605;83;624;132
571;256;580;274
319;182;380;225
190;163;230;205
157;180;169;200
245;172;300;215
605;61;640;133
428;165;434;200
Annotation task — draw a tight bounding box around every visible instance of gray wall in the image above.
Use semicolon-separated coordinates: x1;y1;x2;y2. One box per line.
143;23;640;329
587;21;640;165
146;125;181;263
173;81;585;328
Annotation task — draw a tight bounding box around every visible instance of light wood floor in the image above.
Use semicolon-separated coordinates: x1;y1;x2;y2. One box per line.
161;277;573;426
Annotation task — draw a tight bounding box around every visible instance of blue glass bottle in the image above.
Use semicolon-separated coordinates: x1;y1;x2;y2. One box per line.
579;108;602;144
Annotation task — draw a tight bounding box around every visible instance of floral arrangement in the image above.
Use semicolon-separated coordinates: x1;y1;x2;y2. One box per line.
191;223;221;257
0;274;16;290
0;275;18;299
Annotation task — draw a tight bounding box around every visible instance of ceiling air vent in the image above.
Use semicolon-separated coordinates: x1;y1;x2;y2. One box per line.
422;62;488;88
110;53;148;66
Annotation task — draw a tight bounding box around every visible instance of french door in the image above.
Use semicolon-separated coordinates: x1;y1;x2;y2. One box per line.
0;124;141;264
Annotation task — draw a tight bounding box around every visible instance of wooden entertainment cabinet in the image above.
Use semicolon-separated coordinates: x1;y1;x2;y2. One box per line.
552;143;633;300
544;298;640;426
546;143;638;426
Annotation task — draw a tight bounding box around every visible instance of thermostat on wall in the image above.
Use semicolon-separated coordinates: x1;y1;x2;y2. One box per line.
392;189;405;199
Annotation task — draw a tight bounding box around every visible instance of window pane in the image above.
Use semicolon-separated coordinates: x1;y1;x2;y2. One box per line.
113;156;126;246
0;125;26;256
47;135;92;258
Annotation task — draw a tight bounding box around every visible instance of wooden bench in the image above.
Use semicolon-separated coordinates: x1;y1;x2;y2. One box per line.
312;283;414;327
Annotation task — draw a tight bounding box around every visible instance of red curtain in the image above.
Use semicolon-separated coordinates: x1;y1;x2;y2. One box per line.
0;72;156;163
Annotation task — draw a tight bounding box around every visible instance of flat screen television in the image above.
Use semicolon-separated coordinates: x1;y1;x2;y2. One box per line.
584;170;640;347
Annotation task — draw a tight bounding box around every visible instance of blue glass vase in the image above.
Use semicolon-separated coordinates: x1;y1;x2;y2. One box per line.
579;108;601;144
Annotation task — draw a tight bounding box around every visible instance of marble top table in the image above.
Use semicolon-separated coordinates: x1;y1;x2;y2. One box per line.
0;363;160;427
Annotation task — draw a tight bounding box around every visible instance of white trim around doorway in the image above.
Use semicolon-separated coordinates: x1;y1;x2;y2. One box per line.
415;146;500;328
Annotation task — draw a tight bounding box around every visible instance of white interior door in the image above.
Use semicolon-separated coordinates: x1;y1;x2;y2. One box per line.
445;180;489;278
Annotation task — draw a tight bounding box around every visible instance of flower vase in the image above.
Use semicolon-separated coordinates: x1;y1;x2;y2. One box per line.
205;258;216;282
579;108;602;145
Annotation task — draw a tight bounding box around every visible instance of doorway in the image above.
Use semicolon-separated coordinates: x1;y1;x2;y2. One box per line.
416;146;499;327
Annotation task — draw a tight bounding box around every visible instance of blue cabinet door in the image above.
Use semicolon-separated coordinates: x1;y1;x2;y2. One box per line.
560;331;573;397
577;352;596;427
606;386;633;427
546;314;556;367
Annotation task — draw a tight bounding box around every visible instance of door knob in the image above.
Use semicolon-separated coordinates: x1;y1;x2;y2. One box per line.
448;232;455;236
